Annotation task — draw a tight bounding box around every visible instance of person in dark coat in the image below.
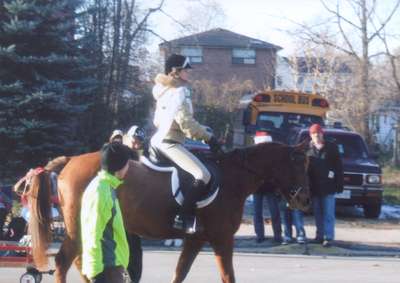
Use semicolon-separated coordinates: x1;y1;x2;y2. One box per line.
307;124;343;247
252;131;282;243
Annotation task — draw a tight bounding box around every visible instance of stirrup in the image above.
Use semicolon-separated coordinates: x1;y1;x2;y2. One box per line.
173;215;184;230
184;216;197;234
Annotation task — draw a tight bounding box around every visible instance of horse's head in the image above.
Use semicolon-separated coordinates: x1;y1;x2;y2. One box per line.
276;141;311;211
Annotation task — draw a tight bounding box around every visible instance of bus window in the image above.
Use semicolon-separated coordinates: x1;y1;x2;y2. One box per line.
257;113;284;129
287;114;323;128
257;112;323;131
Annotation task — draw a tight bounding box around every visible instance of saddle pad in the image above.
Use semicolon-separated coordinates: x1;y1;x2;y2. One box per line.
140;156;219;208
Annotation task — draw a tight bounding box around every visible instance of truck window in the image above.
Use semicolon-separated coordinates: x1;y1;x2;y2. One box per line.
326;134;369;159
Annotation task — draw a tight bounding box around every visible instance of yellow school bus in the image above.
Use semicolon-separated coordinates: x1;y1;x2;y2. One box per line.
233;90;330;147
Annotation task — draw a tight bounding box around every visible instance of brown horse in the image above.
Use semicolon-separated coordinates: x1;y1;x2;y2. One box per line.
15;142;310;283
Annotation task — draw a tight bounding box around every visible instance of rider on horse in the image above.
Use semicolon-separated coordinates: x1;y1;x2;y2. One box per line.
150;54;220;234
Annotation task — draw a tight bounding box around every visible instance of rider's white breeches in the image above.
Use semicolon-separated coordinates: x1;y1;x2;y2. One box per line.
157;142;211;184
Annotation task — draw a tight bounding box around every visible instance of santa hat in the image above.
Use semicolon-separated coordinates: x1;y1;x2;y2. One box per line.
254;131;272;144
309;124;324;134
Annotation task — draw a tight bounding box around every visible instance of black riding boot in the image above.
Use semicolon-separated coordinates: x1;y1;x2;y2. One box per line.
173;179;206;234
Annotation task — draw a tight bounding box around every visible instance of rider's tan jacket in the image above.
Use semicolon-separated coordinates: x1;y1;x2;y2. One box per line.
151;74;212;145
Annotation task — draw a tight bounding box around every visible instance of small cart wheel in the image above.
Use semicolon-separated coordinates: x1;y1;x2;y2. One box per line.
20;271;42;283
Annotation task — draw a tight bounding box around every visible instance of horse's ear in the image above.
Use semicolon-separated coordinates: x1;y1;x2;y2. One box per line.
294;139;309;152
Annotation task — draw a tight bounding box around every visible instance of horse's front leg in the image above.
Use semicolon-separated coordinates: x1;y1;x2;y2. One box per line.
210;237;235;283
171;238;205;283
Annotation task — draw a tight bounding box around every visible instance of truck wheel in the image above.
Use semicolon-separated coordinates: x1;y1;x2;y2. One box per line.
363;203;381;218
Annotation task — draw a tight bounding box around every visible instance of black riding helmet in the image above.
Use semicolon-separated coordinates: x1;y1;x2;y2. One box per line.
165;54;192;75
101;142;130;174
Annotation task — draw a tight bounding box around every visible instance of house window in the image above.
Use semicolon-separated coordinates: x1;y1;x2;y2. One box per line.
232;48;256;64
181;47;203;63
297;76;304;85
276;75;283;86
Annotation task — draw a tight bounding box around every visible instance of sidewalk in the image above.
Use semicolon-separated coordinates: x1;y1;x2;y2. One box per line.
236;221;400;246
234;201;400;257
232;222;400;257
137;222;400;258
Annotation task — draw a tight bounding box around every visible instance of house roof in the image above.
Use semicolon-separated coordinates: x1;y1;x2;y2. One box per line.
160;28;282;50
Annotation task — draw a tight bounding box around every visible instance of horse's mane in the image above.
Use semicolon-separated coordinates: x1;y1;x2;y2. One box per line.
221;142;288;160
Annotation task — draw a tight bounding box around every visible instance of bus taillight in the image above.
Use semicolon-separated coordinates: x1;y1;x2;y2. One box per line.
312;98;329;108
253;94;271;102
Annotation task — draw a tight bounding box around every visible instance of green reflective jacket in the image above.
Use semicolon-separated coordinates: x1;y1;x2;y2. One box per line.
81;170;129;278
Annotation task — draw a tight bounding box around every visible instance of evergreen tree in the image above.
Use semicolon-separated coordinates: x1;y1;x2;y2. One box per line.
0;0;96;178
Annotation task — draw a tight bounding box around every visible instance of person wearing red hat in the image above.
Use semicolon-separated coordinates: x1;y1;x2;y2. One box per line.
252;131;283;243
307;124;343;247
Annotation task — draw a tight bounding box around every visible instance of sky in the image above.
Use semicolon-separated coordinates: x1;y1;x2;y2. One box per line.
143;0;400;56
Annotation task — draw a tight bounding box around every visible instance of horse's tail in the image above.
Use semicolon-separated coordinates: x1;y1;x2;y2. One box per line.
44;155;71;173
29;156;70;269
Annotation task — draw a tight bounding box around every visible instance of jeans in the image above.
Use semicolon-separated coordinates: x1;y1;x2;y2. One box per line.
312;194;336;240
280;202;306;239
253;192;282;240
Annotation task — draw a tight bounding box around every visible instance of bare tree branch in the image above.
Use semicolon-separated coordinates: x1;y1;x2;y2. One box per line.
287;20;359;59
376;29;400;92
159;8;190;32
368;51;387;59
333;1;359;56
129;0;165;39
368;0;400;42
366;0;377;21
321;0;361;30
142;28;169;43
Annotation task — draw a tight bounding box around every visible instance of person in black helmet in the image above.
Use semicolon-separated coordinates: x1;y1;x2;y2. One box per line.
150;53;221;234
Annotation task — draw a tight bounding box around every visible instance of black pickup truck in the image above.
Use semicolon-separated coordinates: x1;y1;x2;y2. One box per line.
291;128;383;218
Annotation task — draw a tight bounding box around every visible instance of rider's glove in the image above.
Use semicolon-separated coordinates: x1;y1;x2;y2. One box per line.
207;136;222;154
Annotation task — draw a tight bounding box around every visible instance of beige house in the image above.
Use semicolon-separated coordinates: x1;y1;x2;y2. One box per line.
159;28;282;90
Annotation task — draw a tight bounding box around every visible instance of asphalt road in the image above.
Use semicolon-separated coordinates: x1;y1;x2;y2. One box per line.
1;250;399;283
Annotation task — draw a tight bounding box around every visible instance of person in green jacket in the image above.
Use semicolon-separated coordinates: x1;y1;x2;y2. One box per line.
81;142;131;283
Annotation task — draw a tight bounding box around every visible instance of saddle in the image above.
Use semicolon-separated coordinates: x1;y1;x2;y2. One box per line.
140;146;220;208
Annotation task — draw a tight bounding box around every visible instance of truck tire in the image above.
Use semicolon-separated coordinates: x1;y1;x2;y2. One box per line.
363;202;382;218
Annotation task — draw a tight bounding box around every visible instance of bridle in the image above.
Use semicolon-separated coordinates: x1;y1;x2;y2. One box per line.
289;186;304;201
